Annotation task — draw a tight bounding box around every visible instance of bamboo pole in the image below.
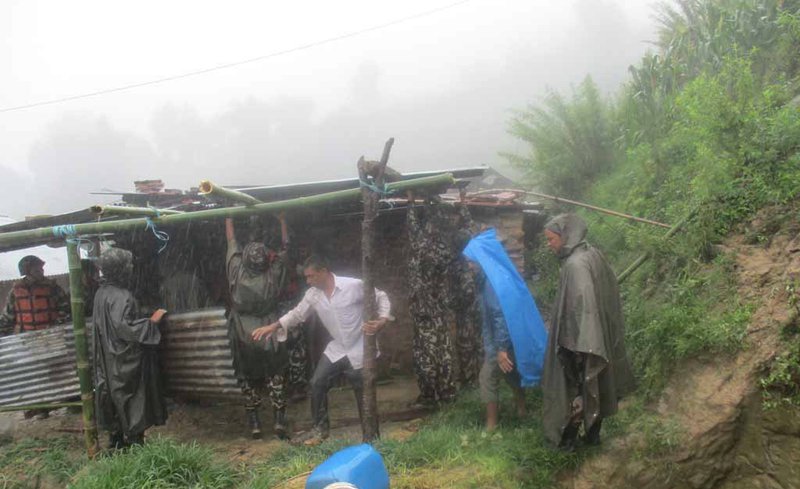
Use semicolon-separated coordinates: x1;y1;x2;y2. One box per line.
90;205;183;218
66;239;99;459
0;402;82;413
471;188;671;229
198;180;262;206
359;138;395;442
616;210;697;284
0;173;454;249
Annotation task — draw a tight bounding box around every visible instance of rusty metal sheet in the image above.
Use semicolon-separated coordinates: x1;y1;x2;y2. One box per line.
161;308;241;401
0;325;82;407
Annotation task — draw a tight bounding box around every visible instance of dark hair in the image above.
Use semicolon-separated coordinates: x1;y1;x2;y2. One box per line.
18;255;44;276
303;254;330;271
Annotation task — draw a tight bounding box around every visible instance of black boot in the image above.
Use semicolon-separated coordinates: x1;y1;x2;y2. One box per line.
247;408;262;439
584;419;603;446
273;408;290;440
108;431;126;450
127;432;145;447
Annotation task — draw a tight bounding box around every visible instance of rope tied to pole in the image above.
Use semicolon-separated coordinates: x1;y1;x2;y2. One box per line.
145;218;170;253
52;224;78;238
360;179;396;197
65;236;97;256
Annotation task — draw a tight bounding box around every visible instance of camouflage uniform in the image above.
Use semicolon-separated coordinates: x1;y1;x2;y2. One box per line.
227;242;290;412
282;297;309;397
407;201;457;403
450;204;483;387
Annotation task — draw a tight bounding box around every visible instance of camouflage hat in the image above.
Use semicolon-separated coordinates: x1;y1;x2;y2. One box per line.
18;255;44;276
243;242;268;273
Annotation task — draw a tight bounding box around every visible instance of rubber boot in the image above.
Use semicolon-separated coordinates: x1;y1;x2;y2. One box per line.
247;408;262;439
127;432;145;446
273;408;290;440
108;431;126;450
486;402;499;432
584;419;602;446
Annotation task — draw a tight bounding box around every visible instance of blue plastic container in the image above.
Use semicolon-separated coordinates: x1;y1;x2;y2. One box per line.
305;444;390;489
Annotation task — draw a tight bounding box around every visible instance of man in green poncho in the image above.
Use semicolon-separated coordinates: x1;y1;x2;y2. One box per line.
225;215;291;440
93;247;168;449
541;214;635;450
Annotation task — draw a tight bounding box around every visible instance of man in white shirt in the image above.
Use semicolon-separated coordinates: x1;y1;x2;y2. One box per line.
252;255;391;445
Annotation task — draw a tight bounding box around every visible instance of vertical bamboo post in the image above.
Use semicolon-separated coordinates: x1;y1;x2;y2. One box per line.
66;240;99;458
359;138;394;442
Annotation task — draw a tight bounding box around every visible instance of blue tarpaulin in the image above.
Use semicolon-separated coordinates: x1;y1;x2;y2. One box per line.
463;228;548;386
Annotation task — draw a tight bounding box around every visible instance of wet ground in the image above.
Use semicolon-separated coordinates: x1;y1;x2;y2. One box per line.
1;375;423;466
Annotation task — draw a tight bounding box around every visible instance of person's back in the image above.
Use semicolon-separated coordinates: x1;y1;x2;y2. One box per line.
92;247;167;448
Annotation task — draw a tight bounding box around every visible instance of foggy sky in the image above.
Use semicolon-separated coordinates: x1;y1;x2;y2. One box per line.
0;0;657;220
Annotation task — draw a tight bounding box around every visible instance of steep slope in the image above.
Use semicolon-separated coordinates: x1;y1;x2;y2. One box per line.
566;209;800;489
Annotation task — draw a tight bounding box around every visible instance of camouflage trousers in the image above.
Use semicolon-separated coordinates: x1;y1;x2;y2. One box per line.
287;324;309;393
411;305;457;403
455;307;482;387
241;371;288;411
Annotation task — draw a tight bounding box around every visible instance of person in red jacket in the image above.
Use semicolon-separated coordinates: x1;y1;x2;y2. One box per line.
0;255;70;337
0;255;71;419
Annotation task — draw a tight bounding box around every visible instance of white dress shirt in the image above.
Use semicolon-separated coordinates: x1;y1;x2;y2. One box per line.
276;274;391;369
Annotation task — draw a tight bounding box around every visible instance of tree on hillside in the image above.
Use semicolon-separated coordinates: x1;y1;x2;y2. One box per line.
504;76;614;199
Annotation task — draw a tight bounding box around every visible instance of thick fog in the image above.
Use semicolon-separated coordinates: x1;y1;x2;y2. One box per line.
0;0;656;220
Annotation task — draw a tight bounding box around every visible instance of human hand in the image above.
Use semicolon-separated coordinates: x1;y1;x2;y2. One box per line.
362;318;387;336
252;323;278;341
497;351;514;373
150;309;168;323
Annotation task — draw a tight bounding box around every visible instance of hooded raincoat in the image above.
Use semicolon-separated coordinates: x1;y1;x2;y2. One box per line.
227;242;289;381
541;214;635;446
92;248;167;436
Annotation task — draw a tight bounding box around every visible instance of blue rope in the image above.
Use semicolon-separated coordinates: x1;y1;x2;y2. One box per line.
148;206;162;218
65;236;96;255
145;218;170;254
359;179;395;196
52;224;77;238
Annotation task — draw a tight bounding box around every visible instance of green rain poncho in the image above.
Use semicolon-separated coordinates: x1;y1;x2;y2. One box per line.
227;242;289;380
541;214;635;446
93;248;167;436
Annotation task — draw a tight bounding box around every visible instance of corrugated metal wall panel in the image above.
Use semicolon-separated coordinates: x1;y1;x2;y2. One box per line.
160;308;241;401
0;308;244;408
0;325;82;407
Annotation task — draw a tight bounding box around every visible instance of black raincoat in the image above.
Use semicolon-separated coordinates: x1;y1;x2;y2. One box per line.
92;283;167;436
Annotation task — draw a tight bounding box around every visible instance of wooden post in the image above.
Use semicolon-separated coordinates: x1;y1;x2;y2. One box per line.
358;138;394;442
66;239;99;458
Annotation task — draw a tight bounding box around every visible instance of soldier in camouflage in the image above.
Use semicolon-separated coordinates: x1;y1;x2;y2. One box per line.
406;190;457;406
450;196;483;387
225;215;291;440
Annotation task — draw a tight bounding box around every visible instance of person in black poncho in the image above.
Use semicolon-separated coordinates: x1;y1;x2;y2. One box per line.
93;247;168;449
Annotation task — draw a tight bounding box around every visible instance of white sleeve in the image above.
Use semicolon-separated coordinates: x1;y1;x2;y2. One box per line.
275;290;315;342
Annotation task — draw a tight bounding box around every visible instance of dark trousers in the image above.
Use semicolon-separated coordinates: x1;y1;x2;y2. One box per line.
310;355;363;433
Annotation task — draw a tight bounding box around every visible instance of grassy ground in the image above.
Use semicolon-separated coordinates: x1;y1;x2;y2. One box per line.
0;387;586;489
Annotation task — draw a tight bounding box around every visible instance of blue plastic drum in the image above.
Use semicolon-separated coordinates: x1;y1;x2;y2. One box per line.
305;444;390;489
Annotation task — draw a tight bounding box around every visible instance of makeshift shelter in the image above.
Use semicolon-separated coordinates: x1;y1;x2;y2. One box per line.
0;167;544;408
